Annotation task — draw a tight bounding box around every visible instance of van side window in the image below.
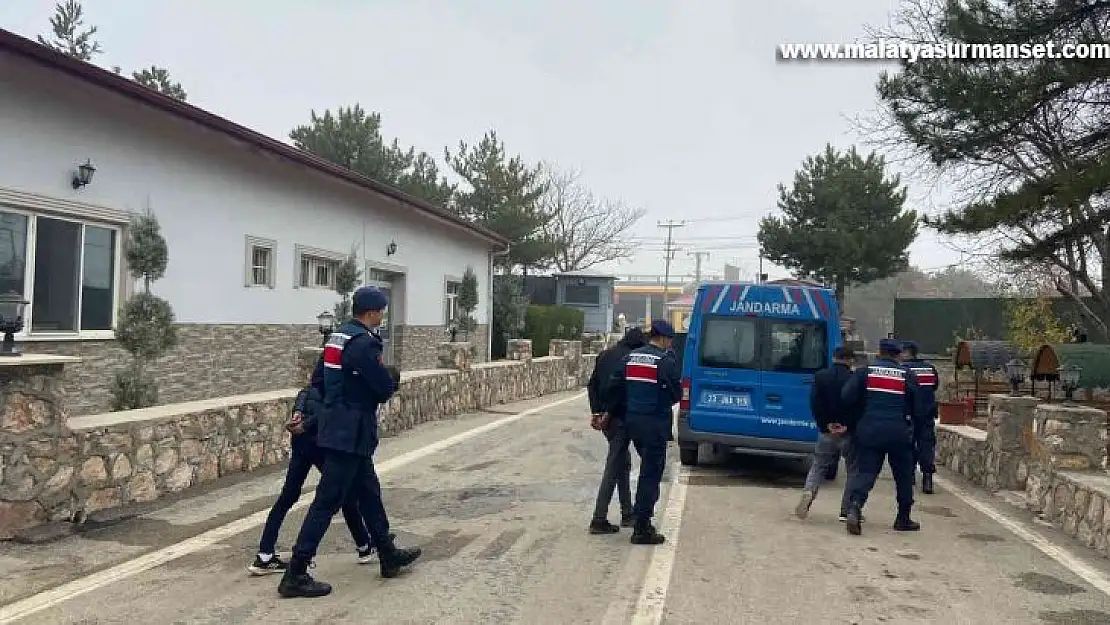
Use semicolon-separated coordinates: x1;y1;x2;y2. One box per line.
699;317;758;369
768;320;827;373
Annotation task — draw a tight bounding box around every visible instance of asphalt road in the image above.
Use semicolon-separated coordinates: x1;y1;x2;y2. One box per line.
3;391;1110;624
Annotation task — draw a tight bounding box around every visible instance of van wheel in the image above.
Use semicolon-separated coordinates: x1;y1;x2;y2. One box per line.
679;447;699;466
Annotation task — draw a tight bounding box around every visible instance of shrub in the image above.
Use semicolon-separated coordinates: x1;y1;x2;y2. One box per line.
524;304;584;356
110;209;177;410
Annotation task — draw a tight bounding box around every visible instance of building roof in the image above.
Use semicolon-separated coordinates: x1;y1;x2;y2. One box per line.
555;270;617;279
0;28;508;247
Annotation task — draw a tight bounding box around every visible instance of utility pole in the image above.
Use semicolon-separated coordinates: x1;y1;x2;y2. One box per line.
658;220;685;306
690;251;709;284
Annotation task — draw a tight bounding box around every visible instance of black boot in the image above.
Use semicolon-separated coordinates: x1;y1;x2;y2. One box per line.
921;473;934;494
379;538;422;578
845;504;863;536
630;520;666;545
589;519;620;534
277;556;332;598
620;513;635;528
893;508;921;532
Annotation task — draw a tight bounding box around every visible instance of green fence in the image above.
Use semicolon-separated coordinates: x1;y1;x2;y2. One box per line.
893;297;1099;355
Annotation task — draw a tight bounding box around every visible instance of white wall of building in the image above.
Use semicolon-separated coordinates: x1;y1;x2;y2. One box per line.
0;50;493;329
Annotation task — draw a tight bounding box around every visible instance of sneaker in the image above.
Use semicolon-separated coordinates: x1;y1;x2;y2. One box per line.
248;554;288;576
838;512;865;523
795;490;815;519
589;519;620;534
277;565;332;598
631;523;666;545
356;533;397;564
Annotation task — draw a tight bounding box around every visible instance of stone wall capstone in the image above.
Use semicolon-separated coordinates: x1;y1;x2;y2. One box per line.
1;348;595;540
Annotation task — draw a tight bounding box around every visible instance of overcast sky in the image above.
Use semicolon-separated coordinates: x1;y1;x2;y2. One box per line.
2;0;969;281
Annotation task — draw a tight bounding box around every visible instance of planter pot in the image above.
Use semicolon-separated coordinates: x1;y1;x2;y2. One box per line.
938;401;968;425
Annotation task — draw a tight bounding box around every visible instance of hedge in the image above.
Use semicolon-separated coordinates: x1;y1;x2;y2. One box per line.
524;305;585;357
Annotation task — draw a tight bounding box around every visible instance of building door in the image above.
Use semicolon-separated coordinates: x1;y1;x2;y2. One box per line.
367;267;400;365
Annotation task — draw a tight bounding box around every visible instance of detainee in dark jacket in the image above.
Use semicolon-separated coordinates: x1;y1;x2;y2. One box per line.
795;347;858;522
586;328;646;534
247;370;384;576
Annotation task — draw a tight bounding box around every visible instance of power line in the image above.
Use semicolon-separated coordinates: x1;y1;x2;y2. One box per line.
689;251;710;284
658;220;685;302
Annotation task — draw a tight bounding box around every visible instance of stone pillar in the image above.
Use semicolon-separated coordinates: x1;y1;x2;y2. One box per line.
506;339;532;362
549;339;569;357
296;347;323;385
1030;403;1108;471
437;342;473;371
0;355;82;539
985;394;1041;491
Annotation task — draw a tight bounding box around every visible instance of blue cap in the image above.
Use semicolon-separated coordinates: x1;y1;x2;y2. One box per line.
650;319;675;338
352;286;389;314
878;338;903;354
902;340;919;351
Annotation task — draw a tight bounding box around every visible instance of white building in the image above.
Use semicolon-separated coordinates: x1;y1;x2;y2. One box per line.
0;29;506;415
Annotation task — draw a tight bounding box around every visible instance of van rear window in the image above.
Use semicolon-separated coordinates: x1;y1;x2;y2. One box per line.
695;316;829;372
768;320;828;373
698;317;758;369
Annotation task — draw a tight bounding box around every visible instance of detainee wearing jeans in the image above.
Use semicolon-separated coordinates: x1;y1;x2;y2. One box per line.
796;346;858;521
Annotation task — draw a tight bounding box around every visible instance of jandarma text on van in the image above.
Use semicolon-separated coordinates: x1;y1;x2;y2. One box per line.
777;40;1110;62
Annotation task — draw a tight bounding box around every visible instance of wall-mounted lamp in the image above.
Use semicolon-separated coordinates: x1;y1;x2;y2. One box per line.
386;240;397;256
71;159;96;189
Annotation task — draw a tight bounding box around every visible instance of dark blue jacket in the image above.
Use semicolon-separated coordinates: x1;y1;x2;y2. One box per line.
841;358;922;446
291;384;324;452
902;358;939;419
607;343;682;421
587;335;644;421
316;319;398;457
810;362;853;433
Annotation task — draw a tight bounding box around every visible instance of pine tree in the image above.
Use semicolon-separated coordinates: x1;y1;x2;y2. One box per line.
37;0;102;61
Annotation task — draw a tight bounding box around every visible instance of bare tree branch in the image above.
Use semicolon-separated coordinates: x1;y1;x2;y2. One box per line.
539;165;646;272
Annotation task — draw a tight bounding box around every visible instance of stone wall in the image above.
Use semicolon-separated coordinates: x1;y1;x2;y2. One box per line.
935;425;989;484
28;324;319;416
936;393;1110;560
1;343;594;540
30;323;491;417
395;324;489;370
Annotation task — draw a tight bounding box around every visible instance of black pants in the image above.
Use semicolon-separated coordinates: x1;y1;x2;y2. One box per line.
258;442;370;555
846;439;915;512
591;420;633;522
292;450;392;561
627;415;669;523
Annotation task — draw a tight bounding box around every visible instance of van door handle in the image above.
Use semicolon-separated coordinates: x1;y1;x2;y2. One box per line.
766;394;782;403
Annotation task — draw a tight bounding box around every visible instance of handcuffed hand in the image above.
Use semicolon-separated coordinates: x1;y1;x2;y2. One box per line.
828;423;847;436
590;413;611;431
285;411;305;435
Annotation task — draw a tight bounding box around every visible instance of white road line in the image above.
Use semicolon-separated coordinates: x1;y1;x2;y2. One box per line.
934;474;1110;597
629;465;689;625
0;392;586;624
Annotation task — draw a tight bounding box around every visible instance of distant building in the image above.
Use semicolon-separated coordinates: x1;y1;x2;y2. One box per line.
554;271;616;334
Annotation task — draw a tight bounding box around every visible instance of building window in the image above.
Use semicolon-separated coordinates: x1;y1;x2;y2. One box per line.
564;283;601;306
444;278;460;324
294;245;345;290
244;235;276;288
299;255;339;289
0;209;119;335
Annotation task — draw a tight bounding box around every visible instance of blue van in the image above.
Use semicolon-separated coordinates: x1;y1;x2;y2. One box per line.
676;280;842;466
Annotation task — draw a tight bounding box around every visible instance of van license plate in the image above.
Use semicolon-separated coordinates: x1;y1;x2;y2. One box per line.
700;391;751;408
